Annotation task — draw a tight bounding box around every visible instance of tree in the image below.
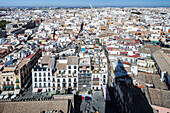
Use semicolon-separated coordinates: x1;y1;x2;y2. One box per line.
56;90;60;94
88;90;91;94
75;91;79;95
0;20;11;29
65;89;68;94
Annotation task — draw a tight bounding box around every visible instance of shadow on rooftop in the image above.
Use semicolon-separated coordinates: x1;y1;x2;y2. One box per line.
107;59;153;113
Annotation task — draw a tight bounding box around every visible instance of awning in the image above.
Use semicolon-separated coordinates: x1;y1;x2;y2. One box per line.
3;86;6;90
14;89;20;94
10;86;14;89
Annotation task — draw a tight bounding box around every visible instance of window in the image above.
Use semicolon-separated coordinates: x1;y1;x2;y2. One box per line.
57;79;60;82
63;79;65;82
48;78;50;80
59;71;61;74
68;66;71;69
74;70;77;74
74;66;77;69
53;88;55;90
35;83;37;87
16;78;19;83
69;83;71;87
74;83;77;87
16;85;20;89
48;83;50;87
39;83;41;87
63;83;66;87
53;78;55;82
69;70;71;74
35;78;37;82
44;78;46;82
74;78;76;82
44;83;46;87
58;84;60;87
39;78;42;82
39;73;41;76
53;84;55;87
6;77;10;81
48;73;50;76
35;73;37;77
103;75;105;78
69;78;71;82
43;73;46;76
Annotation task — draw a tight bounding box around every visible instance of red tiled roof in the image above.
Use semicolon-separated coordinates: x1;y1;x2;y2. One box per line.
120;51;128;54
123;62;130;65
129;54;140;58
26;54;35;59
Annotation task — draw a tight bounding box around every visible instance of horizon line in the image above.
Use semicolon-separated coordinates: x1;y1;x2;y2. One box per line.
0;5;170;8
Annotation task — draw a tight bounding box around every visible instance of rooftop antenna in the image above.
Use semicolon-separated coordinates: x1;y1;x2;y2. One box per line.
89;4;93;20
89;4;93;9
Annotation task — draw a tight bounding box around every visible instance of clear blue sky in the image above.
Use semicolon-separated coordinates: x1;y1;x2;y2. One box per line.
0;0;170;7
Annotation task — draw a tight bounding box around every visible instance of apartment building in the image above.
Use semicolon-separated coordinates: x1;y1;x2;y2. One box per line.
32;55;55;92
1;65;17;94
55;56;78;93
78;57;91;91
91;52;108;90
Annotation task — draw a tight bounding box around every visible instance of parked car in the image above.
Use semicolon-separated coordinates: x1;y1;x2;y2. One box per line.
11;94;17;99
85;96;92;100
4;95;9;99
0;95;4;99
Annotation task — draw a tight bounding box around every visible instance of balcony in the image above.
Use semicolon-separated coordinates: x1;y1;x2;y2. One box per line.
68;75;72;77
3;86;14;91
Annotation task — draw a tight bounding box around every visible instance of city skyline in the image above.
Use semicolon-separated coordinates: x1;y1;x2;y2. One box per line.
0;0;170;7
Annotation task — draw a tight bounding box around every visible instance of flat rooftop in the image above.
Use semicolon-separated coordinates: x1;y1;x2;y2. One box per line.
0;100;69;113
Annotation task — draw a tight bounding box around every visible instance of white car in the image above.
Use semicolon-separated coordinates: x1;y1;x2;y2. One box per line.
10;94;17;99
4;95;9;99
0;95;4;99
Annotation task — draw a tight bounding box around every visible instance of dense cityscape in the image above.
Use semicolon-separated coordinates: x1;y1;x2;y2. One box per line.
0;6;170;113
